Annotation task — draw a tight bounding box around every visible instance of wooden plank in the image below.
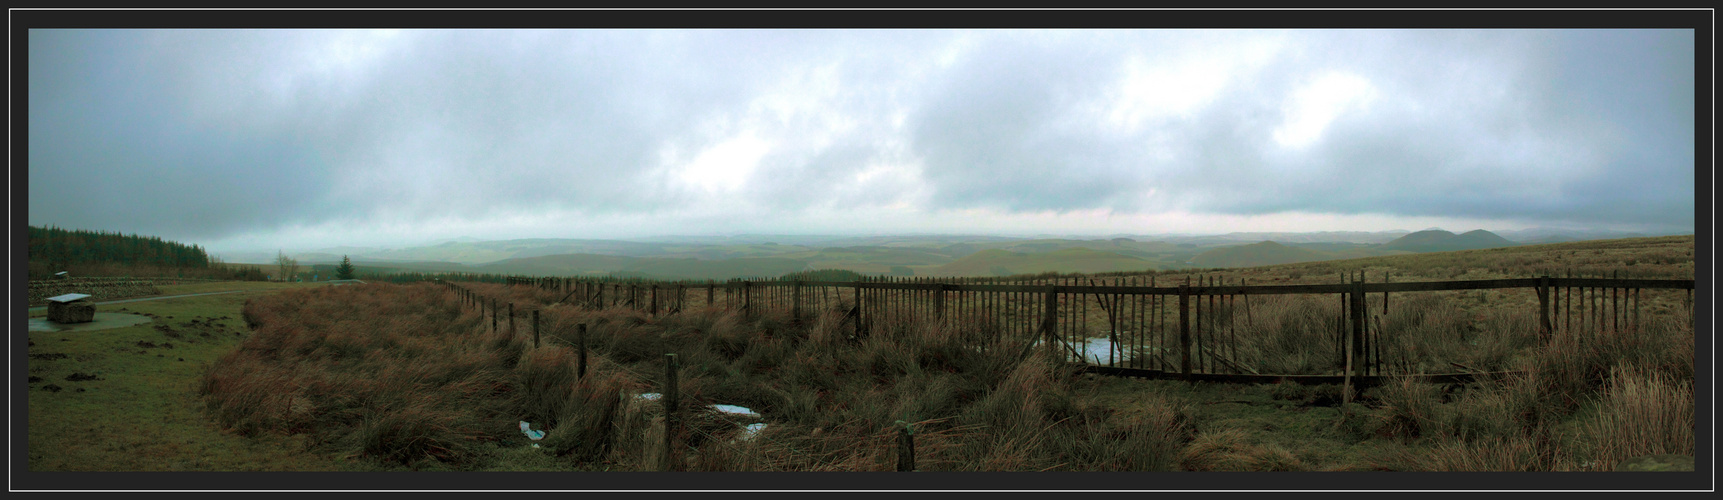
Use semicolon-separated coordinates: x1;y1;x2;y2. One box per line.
493;277;1694;296
1079;365;1519;386
1549;278;1694;290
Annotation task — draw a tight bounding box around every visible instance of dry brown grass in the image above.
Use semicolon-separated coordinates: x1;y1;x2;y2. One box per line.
1179;428;1307;471
208;281;1193;471
1583;366;1695;469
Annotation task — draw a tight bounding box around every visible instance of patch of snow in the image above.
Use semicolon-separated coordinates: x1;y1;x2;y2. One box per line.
710;404;759;418
519;421;545;440
736;423;767;442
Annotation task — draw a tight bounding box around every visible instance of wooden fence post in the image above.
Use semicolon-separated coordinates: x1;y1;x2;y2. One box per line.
663;353;680;472
792;280;803;323
1537;276;1552;343
897;421;916;472
509;302;515;335
1351;280;1366;379
743;281;752;318
934;283;946;320
577;323;588;380
854;281;865;338
533;309;540;349
491;298;497;333
1042;283;1059;360
1179;283;1191;384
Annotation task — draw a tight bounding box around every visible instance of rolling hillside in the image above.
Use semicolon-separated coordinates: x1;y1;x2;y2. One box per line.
1189;241;1337;268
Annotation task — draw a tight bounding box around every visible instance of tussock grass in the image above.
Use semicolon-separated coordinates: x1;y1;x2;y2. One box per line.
1582;366;1694;470
1346;314;1694;472
202;283;523;467
207;282;1191;470
1180;428;1307;471
205;234;1692;472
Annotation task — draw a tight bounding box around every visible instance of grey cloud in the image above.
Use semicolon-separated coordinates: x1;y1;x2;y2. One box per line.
1137;30;1692;231
27;28;1694;247
908;32;1150;212
29;30;332;240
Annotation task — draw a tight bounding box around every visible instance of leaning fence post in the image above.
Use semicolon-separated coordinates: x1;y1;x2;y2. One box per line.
491;298;498;333
663;353;680;472
896;420;916;472
509;302;515;336
533;309;541;348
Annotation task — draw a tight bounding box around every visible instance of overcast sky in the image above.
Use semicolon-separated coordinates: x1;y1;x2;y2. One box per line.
27;28;1695;254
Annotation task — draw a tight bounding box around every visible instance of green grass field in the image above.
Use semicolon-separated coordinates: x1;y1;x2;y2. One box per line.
24;281;354;471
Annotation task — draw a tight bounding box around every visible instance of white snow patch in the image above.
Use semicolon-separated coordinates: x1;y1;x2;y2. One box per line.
710;404;760;418
737;423;768;442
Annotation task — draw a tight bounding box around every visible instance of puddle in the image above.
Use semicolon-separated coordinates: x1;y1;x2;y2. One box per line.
27;313;153;333
1041;334;1165;365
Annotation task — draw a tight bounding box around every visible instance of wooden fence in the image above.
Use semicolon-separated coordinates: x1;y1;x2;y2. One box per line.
465;273;1694;386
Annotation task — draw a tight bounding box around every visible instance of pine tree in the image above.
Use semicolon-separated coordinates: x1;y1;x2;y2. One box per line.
336;255;356;280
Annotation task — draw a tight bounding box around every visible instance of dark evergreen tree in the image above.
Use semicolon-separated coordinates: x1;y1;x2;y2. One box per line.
336;255;356;280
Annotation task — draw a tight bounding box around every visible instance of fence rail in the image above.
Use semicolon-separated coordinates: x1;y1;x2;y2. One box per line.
463;273;1693;386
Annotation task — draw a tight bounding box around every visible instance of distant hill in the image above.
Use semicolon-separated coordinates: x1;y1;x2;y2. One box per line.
786;246;955;274
923;247;1154;277
468;253;644;276
1189;241;1337;268
1379;229;1515;253
1447;229;1517;250
1379;229;1458;251
468;253;811;281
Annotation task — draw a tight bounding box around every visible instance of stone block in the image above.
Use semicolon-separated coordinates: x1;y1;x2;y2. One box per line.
48;300;94;323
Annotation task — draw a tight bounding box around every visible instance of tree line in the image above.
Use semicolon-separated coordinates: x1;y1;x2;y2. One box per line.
28;225;209;270
26;225;274;281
